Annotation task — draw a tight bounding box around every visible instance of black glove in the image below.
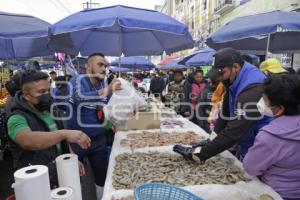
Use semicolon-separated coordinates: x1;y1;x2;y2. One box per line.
173;145;194;160
190;139;210;148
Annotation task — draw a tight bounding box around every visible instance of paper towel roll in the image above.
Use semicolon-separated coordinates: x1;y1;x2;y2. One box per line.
51;187;74;200
13;165;51;200
56;154;82;200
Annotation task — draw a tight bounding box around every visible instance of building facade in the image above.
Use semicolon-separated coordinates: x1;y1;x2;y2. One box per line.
154;0;300;67
211;0;300;32
159;0;300;41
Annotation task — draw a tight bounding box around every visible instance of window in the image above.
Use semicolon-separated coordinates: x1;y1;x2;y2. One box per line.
190;6;195;29
203;0;207;10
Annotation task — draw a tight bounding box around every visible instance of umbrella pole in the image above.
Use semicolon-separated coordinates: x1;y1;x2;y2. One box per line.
75;57;80;73
265;34;271;59
118;57;121;78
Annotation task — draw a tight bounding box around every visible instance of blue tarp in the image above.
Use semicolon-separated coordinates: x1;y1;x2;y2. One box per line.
48;5;194;56
0;11;53;59
206;11;300;54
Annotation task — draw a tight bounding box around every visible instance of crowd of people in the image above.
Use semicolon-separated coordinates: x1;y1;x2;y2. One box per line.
2;48;300;200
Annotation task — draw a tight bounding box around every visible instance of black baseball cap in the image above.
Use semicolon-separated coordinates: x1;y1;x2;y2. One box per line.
212;48;243;69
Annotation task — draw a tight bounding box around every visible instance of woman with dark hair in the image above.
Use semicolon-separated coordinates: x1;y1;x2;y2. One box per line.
243;74;300;200
180;69;210;132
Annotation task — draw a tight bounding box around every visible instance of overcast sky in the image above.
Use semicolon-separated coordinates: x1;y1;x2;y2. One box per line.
0;0;165;23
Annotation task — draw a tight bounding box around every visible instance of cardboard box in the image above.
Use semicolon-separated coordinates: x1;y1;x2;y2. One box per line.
115;100;177;131
116;110;161;131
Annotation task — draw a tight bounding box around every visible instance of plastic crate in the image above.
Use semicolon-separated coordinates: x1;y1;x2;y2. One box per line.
134;183;203;200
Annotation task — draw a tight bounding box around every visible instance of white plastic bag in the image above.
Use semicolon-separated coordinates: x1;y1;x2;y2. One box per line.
103;78;147;126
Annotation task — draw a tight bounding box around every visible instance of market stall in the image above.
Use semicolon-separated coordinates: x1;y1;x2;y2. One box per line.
102;111;283;200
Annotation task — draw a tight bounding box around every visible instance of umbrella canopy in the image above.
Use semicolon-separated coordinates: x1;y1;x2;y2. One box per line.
206;11;300;54
109;66;131;73
110;56;155;70
158;55;181;66
108;66;152;72
179;48;216;67
161;59;186;70
0;11;53;59
8;64;26;70
48;5;194;56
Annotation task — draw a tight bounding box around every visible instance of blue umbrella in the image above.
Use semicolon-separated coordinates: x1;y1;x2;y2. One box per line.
8;64;26;70
206;11;300;54
161;59;187;70
109;66;132;73
179;48;216;67
0;11;53;59
110;56;155;70
48;5;194;56
109;65;153;72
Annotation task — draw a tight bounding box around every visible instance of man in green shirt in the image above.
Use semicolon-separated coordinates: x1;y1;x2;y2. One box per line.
7;70;91;188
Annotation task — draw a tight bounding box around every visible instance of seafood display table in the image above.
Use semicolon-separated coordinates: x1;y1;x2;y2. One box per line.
160;115;201;130
103;126;283;200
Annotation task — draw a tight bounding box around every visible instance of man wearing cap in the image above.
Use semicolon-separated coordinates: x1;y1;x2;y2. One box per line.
173;48;271;162
260;58;288;75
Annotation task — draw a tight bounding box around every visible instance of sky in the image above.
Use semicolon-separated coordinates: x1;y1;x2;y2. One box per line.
0;0;165;23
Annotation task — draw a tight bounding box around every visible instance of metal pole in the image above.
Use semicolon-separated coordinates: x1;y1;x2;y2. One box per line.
118;57;121;78
265;34;271;59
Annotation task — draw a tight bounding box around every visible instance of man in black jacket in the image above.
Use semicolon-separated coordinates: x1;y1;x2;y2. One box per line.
6;70;91;188
174;48;271;162
150;71;166;100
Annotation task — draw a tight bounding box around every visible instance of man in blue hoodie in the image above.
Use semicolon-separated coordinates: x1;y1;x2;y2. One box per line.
66;53;121;195
174;48;271;162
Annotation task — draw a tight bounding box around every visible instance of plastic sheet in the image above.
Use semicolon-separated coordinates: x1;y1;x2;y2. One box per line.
104;78;147;126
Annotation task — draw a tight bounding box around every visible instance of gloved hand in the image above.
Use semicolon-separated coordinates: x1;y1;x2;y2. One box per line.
190;139;210;148
173;145;194;160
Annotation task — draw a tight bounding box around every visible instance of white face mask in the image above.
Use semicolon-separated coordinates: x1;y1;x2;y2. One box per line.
257;97;274;117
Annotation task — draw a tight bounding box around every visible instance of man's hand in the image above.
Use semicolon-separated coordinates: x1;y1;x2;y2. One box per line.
61;130;91;149
191;139;211;148
183;111;191;117
109;79;122;93
79;161;85;176
173;145;205;164
173;145;194;160
99;79;122;98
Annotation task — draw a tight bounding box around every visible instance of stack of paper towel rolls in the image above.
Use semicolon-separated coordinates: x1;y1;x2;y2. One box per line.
56;154;82;200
